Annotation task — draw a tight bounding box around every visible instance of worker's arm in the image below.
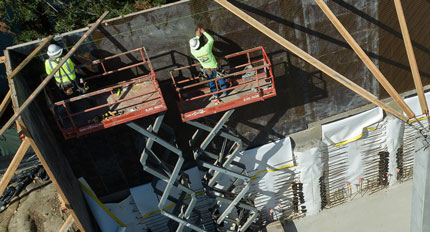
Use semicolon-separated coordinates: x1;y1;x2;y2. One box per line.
44;60;52;75
202;32;214;48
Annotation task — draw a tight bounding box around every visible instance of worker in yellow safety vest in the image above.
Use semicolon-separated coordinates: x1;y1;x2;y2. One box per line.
190;28;227;100
45;44;86;96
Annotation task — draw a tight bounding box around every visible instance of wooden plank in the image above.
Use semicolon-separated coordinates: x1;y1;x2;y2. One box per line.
314;0;415;119
394;0;428;115
0;56;5;64
0;89;11;119
7;35;54;80
0;138;30;197
59;214;74;232
0;11;109;137
214;0;409;122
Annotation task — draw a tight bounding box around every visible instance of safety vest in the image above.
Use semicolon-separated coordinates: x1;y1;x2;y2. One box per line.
44;58;76;84
191;32;218;69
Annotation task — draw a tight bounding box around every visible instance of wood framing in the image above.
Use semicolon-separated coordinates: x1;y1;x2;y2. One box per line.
0;90;11;119
314;0;415;119
0;11;109;137
7;35;54;80
19;121;84;231
0;120;82;231
394;0;428;116
59;215;74;232
0;138;30;197
215;0;408;122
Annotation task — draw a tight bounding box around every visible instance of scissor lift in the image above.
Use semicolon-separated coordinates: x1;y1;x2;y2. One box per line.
169;46;276;231
46;47;167;139
127;114;203;232
170;46;276;122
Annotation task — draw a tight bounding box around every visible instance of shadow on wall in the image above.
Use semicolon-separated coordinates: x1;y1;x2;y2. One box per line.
228;50;327;149
97;27;149;75
230;0;430;78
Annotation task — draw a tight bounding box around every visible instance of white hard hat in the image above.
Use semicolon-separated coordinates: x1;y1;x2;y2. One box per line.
47;44;63;58
189;37;200;50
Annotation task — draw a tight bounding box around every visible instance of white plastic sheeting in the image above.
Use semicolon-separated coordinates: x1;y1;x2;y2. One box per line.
78;178;126;232
322;107;383;145
105;196;148;231
295;147;322;215
235;137;297;219
130;167;214;231
404;92;430;118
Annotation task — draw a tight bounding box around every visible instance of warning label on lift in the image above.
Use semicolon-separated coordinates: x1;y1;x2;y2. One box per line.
79;123;103;133
145;104;164;113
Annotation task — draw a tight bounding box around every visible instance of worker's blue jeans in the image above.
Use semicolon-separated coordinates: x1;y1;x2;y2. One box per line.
205;70;227;97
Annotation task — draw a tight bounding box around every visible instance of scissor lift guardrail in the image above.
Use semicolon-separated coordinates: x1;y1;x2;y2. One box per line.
170;46;276;122
46;47;167;139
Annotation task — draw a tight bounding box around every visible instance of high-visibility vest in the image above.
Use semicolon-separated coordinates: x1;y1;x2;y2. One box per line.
190;32;218;69
44;58;76;84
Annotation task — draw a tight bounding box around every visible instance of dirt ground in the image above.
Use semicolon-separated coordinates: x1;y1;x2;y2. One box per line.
0;180;72;232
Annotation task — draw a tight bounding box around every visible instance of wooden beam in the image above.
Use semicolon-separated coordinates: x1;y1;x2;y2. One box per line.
0;138;30;197
7;35;54;80
0;89;11;119
0;11;109;137
0;56;5;64
394;0;428;115
214;0;408;122
314;0;415;119
59;214;74;232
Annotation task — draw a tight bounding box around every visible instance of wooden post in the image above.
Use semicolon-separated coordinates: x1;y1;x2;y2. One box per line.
7;35;54;80
0;11;109;137
0;138;30;197
394;0;428;116
214;0;408;122
0;90;11;119
59;214;74;232
314;0;415;119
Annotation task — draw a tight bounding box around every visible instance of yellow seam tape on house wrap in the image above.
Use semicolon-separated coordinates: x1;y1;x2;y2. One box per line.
78;181;126;227
334;127;377;146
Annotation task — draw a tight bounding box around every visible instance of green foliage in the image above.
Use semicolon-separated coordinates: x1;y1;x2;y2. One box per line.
0;0;168;44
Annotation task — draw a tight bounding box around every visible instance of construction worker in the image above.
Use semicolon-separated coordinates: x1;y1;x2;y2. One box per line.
189;28;227;100
45;44;86;97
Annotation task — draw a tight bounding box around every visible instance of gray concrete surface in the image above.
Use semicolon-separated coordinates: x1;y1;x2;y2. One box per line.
293;180;413;232
411;133;430;232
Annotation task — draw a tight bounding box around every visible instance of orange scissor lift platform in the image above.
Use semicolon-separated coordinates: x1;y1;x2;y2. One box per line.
170;46;276;122
46;47;167;139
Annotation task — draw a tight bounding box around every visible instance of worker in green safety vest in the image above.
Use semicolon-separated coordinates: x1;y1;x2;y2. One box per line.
44;44;87;97
190;28;227;100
